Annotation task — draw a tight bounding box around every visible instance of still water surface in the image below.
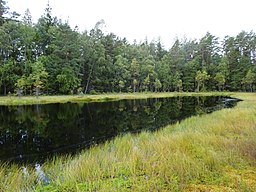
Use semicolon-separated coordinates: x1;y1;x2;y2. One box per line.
0;96;238;164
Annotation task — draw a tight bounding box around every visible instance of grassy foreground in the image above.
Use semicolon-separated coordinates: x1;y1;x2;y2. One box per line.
0;92;255;191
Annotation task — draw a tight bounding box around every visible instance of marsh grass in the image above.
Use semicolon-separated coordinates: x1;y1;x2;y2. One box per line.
0;92;230;105
0;92;255;191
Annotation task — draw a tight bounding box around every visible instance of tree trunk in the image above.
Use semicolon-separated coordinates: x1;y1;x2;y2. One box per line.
196;83;200;92
84;71;92;94
4;85;6;95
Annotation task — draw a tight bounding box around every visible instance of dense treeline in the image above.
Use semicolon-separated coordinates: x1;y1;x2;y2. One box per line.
0;2;256;95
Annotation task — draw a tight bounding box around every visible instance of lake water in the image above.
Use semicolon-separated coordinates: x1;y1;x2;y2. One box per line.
0;96;238;164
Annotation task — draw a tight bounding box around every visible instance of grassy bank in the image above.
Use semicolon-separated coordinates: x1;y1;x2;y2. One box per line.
0;93;255;191
0;92;231;105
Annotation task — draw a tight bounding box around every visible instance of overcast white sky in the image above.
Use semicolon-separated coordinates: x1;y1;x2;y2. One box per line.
8;0;256;48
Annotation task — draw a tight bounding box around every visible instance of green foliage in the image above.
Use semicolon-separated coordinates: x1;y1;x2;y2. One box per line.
16;75;27;89
131;58;139;92
15;60;48;95
0;60;19;94
0;0;9;25
242;69;255;92
196;70;210;92
154;78;162;92
214;72;225;91
56;66;80;94
177;79;183;92
199;32;219;67
182;58;200;92
143;75;150;92
118;80;125;92
29;60;48;87
0;3;256;95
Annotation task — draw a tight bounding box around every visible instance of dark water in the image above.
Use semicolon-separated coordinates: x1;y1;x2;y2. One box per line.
0;96;239;164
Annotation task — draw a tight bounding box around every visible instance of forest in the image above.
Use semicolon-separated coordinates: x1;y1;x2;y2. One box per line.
0;1;256;96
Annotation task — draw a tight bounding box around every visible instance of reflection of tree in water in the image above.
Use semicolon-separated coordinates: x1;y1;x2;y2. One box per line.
195;96;224;115
0;103;84;162
195;96;206;115
0;96;235;163
15;105;50;135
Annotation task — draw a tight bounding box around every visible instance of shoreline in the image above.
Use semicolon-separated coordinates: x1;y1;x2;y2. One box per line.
0;92;233;106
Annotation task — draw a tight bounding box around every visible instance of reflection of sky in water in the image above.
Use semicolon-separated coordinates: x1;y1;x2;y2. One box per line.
35;163;51;184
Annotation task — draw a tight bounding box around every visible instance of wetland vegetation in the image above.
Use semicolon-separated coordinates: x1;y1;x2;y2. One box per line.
0;92;255;191
0;1;255;191
0;94;237;164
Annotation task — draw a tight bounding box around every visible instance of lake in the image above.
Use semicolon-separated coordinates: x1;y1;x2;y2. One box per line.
0;96;238;164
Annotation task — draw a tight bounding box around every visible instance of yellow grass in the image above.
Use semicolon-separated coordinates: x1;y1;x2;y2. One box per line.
0;92;230;105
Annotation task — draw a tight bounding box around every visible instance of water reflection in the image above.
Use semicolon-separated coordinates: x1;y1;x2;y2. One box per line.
0;96;238;164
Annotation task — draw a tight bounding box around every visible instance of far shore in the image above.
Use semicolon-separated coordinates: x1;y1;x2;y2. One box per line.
0;92;233;105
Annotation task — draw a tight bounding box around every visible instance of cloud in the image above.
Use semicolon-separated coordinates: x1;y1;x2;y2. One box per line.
8;0;256;48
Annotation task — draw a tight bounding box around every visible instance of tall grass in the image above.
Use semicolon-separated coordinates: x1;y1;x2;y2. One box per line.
0;93;255;191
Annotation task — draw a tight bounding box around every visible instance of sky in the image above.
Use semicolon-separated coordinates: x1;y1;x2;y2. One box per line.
7;0;256;48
